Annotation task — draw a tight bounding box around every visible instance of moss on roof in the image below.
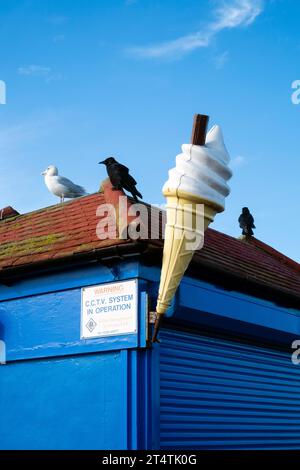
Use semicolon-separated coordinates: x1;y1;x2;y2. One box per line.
0;233;66;259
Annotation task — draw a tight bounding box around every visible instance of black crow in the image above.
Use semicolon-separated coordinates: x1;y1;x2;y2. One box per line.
238;207;255;237
99;157;143;202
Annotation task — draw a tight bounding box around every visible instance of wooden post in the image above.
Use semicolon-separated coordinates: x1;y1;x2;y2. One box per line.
191;114;209;146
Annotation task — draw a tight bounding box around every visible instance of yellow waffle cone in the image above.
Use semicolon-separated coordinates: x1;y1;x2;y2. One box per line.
156;189;223;316
152;114;232;342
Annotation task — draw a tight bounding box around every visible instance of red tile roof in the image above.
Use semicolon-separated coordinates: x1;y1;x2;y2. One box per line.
0;179;299;304
194;229;300;301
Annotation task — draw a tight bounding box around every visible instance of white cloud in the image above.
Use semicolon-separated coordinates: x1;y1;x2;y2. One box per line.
212;0;263;31
231;155;247;167
214;50;229;69
130;32;210;59
17;65;63;83
127;0;264;59
18;65;51;77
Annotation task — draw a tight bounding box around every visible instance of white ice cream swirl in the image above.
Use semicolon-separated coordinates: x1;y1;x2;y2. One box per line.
163;125;232;210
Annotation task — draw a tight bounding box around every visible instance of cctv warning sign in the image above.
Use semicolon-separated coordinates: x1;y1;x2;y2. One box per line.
81;279;138;339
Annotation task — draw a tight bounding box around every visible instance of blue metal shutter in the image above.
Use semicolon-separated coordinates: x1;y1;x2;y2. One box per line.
160;329;300;450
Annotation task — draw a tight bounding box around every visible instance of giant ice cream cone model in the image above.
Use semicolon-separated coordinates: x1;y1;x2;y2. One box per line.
153;114;232;341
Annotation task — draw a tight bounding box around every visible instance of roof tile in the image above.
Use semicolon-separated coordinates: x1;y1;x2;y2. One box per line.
0;179;299;301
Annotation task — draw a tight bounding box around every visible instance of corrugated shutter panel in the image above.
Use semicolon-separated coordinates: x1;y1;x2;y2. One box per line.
160;329;300;450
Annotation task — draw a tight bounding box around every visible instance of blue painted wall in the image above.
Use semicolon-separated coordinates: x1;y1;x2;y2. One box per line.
0;261;148;362
0;259;299;449
0;260;158;450
0;352;127;450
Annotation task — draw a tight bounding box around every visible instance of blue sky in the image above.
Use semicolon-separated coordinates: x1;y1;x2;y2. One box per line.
0;0;299;261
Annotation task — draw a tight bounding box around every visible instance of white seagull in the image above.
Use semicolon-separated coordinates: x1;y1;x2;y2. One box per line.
42;165;87;203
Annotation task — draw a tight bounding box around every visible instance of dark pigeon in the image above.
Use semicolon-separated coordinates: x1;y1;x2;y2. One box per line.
99;157;143;202
238;207;255;237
